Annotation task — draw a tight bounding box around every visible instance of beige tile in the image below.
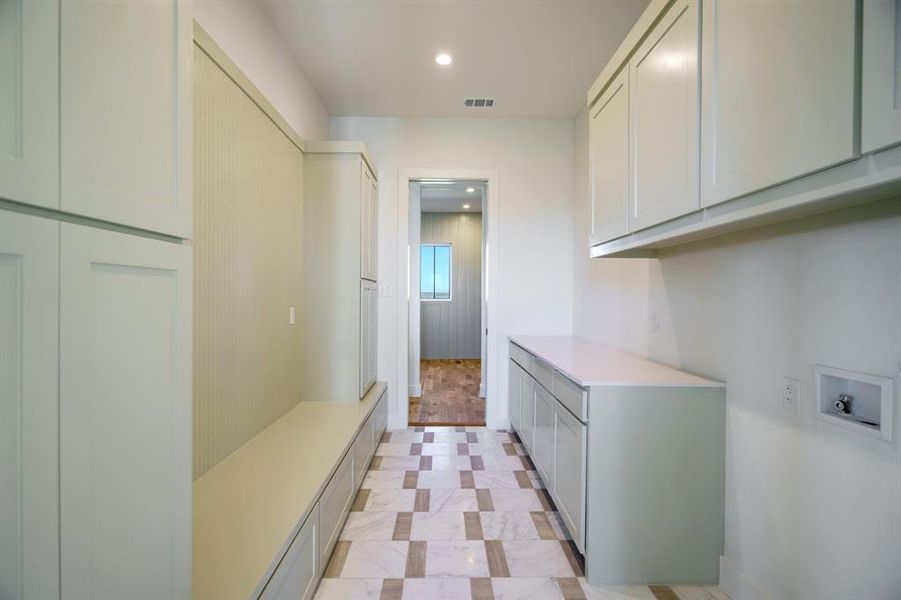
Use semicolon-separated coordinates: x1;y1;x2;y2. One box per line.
322;540;351;577
380;578;404;600
485;540;510;577
393;511;413;541
464;511;484;540
405;540;427;578
471;577;494;600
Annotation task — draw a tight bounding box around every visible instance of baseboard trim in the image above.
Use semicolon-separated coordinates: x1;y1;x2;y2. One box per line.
720;555;771;600
408;384;422;398
478;384;486;398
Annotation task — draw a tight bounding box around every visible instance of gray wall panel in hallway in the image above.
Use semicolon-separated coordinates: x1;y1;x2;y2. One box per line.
421;212;482;359
192;44;304;479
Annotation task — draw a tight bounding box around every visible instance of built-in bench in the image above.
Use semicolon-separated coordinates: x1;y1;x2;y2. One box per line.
193;383;388;600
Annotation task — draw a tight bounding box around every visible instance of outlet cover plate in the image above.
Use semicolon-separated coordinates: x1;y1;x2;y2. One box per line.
783;377;801;414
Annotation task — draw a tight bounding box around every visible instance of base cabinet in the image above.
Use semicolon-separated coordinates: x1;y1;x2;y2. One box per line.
260;509;319;600
553;403;586;553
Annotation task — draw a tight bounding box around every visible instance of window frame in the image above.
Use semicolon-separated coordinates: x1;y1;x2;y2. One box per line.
420;242;453;302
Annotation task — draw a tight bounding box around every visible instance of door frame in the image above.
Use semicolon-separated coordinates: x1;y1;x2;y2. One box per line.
397;168;500;429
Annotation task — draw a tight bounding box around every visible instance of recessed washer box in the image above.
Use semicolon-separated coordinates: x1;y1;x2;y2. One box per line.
814;365;895;442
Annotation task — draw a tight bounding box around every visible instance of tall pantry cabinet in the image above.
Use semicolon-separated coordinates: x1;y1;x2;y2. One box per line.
0;1;192;598
302;142;379;402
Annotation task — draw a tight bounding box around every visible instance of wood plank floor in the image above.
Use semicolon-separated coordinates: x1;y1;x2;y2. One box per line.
409;359;485;426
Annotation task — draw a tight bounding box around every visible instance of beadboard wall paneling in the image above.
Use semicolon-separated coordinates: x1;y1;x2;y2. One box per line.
421;212;482;359
193;44;304;479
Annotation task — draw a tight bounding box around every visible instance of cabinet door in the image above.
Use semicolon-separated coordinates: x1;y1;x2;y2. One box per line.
554;404;586;553
862;0;901;153
519;375;536;453
319;452;354;570
360;280;377;397
0;0;58;209
630;0;699;229
60;224;191;600
260;508;319;600
369;280;378;388
589;68;630;244
354;414;375;488
360;165;375;281
368;174;379;281
60;0;192;237
533;386;556;488
374;392;388;442
0;210;59;599
508;360;521;432
700;0;856;207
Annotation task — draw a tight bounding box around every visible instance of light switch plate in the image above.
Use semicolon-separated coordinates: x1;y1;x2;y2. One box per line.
289;306;296;325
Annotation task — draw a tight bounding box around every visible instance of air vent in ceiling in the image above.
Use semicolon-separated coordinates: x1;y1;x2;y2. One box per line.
464;98;495;108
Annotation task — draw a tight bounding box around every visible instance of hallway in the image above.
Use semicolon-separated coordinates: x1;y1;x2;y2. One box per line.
409;360;485;426
315;426;728;600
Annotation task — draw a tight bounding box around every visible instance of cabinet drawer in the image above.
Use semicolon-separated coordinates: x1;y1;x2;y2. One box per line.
532;357;555;393
509;343;533;371
260;508;319;600
319;452;354;568
553;372;587;422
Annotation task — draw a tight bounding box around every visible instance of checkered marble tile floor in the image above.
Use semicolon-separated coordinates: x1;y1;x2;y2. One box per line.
315;427;730;600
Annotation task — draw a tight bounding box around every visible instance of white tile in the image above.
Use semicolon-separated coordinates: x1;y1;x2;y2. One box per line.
340;511;398;541
376;442;414;456
489;489;544;511
491;577;564;600
364;489;416;511
410;512;467;541
430;455;474;470
402;578;473;600
481;455;527;470
469;443;509;456
424;426;459;432
375;456;422;470
424;541;490;577
480;511;541;540
314;578;383;599
578;581;656;600
431;432;467;443
340;541;408;578
421;443;460;456
417;470;464;489
503;540;576;577
428;488;480;512
386;431;424;443
473;470;520;489
362;470;405;489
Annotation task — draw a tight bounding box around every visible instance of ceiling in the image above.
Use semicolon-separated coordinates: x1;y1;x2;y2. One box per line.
260;0;649;118
419;180;484;213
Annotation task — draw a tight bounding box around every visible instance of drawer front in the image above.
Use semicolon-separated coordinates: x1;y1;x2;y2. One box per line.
532;357;555;393
319;452;354;568
553;404;586;553
553;372;587;422
509;343;533;371
260;506;319;600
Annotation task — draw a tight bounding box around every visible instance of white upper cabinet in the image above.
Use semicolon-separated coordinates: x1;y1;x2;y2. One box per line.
700;0;857;207
0;0;58;209
60;224;191;600
60;0;192;238
630;0;699;230
862;0;901;153
589;69;630;244
0;211;59;600
361;164;378;282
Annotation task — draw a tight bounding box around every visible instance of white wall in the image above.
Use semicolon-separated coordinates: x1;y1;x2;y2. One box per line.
330;117;575;429
573;110;901;599
194;0;329;141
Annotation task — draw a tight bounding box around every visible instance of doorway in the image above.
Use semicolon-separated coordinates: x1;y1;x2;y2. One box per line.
408;179;487;426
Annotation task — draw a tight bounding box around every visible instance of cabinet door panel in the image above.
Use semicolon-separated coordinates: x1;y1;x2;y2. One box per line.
319;452;354;570
60;0;191;237
631;0;699;229
354;415;374;488
862;0;901;153
260;509;319;600
589;68;630;244
0;0;58;208
701;0;856;207
374;391;388;442
0;210;59;599
369;175;378;281
508;360;521;432
60;224;191;600
519;375;536;452
533;386;556;488
369;281;378;388
554;404;586;553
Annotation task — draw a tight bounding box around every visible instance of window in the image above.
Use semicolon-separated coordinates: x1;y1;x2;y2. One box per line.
420;244;452;300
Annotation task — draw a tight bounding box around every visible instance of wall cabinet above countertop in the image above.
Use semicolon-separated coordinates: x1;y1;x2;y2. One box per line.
587;0;901;258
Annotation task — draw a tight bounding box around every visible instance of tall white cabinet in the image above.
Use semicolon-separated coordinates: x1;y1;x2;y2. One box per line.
302;142;379;402
0;1;192;598
862;0;901;153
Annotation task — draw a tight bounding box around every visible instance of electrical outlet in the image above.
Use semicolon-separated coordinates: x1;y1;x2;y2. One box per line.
783;377;801;413
650;312;661;334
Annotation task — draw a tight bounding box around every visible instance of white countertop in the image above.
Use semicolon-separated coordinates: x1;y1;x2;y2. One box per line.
509;336;723;388
192;383;387;600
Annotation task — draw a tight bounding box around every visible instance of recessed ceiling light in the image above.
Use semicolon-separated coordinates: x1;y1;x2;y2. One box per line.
462;204;471;210
434;53;453;66
465;187;475;193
